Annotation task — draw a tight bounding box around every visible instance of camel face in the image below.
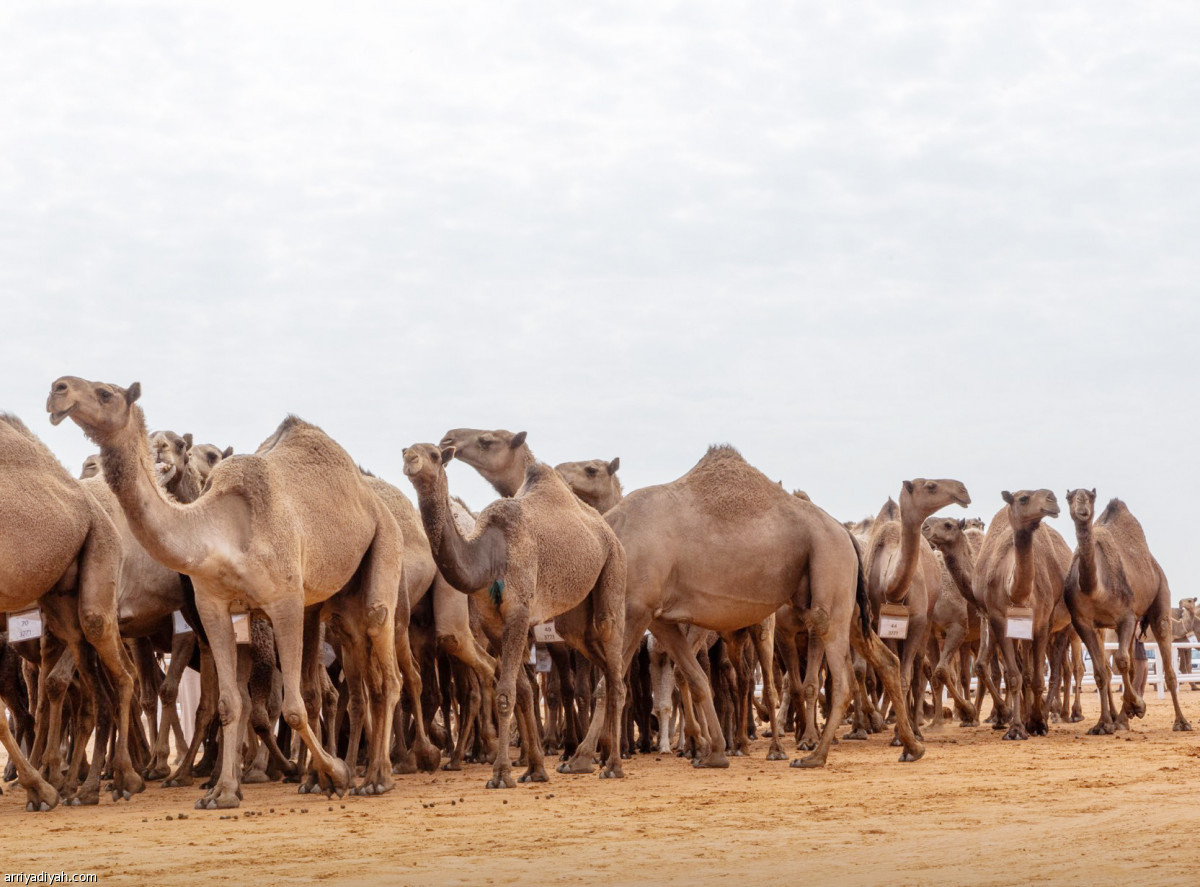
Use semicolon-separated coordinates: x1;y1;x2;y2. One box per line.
1066;488;1097;525
903;478;971;512
922;516;965;551
963;517;986;531
402;443;451;482
555;458;620;511
1001;488;1060;526
47;376;141;440
80;454;103;479
439;428;527;474
191;443;233;484
149;430;191;486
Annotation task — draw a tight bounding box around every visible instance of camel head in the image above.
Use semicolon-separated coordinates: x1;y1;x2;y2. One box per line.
900;478;971;518
555;457;621;512
47;377;141;443
921;516;967;553
402;442;455;486
1065;488;1097;525
439;428;529;482
149;430;193;486
80;454;103;479
1001;489;1059;529
963;517;986;531
191;443;235;484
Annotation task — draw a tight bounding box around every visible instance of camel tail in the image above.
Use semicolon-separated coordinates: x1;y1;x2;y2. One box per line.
847;529;872;637
179;574;208;646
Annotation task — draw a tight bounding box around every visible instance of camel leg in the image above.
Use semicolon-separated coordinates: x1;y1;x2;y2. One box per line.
891;619;928;746
515;664;549;783
797;628;826;751
1111;617;1140;729
165;647;217;787
993;619;1028;740
394;612;440;773
148;631;194;779
651;621;727;768
486;598;532;789
1149;609;1192;731
0;692;59;812
191;594;248;809
975;623;1008;725
1069;634;1085;722
592;553;627;779
246;619;295;781
35;638;73;791
934;622;977;726
792;628;853;769
648;641;675;754
748;623;787;760
850;618;924;762
1026;627;1051;736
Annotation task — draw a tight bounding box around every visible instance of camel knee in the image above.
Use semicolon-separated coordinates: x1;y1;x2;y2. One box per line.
217;693;242;727
438;633;462;658
44;670;71;703
496;691;513;719
81;611;107;643
365;603;390;635
1114;653;1130;674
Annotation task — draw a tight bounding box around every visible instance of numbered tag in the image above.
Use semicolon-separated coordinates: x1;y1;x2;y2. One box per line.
1006;606;1034;640
7;608;43;642
233;613;251;645
535;645;552;673
172;610;192;635
533;621;563;643
878;603;909;640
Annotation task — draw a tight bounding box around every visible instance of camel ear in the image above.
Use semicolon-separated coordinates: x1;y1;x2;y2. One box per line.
958;518;967;530
125;382;142;404
1090;488;1096;497
509;431;527;449
222;446;234;459
903;480;914;494
183;433;194;448
607;457;620;475
1001;490;1014;505
440;446;456;465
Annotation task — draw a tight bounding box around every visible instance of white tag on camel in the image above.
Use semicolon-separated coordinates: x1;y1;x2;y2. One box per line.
535;645;552;673
7;608;43;642
232;613;251;645
878;603;909;640
533;621;563;644
528;643;536;665
172;610;192;635
1006;607;1034;640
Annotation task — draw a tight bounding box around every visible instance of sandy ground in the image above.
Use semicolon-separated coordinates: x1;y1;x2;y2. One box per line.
3;692;1199;887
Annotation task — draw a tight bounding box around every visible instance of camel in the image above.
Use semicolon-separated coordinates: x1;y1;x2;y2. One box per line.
48;377;405;808
861;481;972;742
1063;489;1191;734
402;441;627;788
558;445;926;769
926;549;980;728
191;443;235;484
1;413;143;811
922;517;1007;724
150;430;204;503
555;458;623;514
975;490;1072;740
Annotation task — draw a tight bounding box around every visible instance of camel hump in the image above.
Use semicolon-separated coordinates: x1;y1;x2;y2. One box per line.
1;412;75;482
1096;498;1128;525
255;414;320;455
0;412;33;438
681;444;782;521
876;497;900;523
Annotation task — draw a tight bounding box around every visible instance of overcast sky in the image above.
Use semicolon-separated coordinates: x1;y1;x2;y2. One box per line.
2;3;1197;601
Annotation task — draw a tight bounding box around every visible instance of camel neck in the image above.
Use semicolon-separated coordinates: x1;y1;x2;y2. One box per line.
1073;519;1098;595
1010;524;1037;607
414;472;497;593
97;408;207;573
942;541;976;606
883;509;924;604
489;447;537;498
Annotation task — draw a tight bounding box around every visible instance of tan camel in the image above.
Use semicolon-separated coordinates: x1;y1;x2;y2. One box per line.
48;377;405;808
149;430;204;503
555;458;623;514
191;443;235;485
922;517;1007;724
862;480;971;743
926;549;980;727
1;413;143;811
976;490;1072;740
402;442;627;788
1063;489;1191;733
563;446;924;769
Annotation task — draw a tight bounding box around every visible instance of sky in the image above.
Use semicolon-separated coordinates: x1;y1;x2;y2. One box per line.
2;2;1197;600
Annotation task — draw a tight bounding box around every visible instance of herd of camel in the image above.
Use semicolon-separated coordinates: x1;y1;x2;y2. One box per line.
1;374;1197;814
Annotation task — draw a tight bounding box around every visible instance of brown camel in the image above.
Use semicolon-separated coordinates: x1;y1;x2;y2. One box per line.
48;377;405;808
563;446;924;769
402;442;627;788
555;458;623;514
1063;489;1191;734
1;413;143;811
862;480;971;743
975;490;1072;740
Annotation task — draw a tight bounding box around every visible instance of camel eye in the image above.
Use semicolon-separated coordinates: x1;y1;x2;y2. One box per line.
1019;496;1029;504
479;440;492;449
98;390;111;402
586;467;598;477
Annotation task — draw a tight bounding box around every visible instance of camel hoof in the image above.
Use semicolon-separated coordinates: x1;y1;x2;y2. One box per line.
143;767;170;782
600;764;625;779
790;754;826;769
889;736;902;747
415;743;441;773
1087;722;1114;736
691;753;729;769
842;729;869;741
898;745;925;763
517;770;548;783
164;774;194;788
442;761;463;772
1069;712;1085;724
70;789;99;807
797;739;817;752
1003;726;1028;741
1174;721;1193;732
485;773;516;789
766;749;788;761
556;758;595;775
242;769;271;785
1027;720;1049;737
297;783;314;794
